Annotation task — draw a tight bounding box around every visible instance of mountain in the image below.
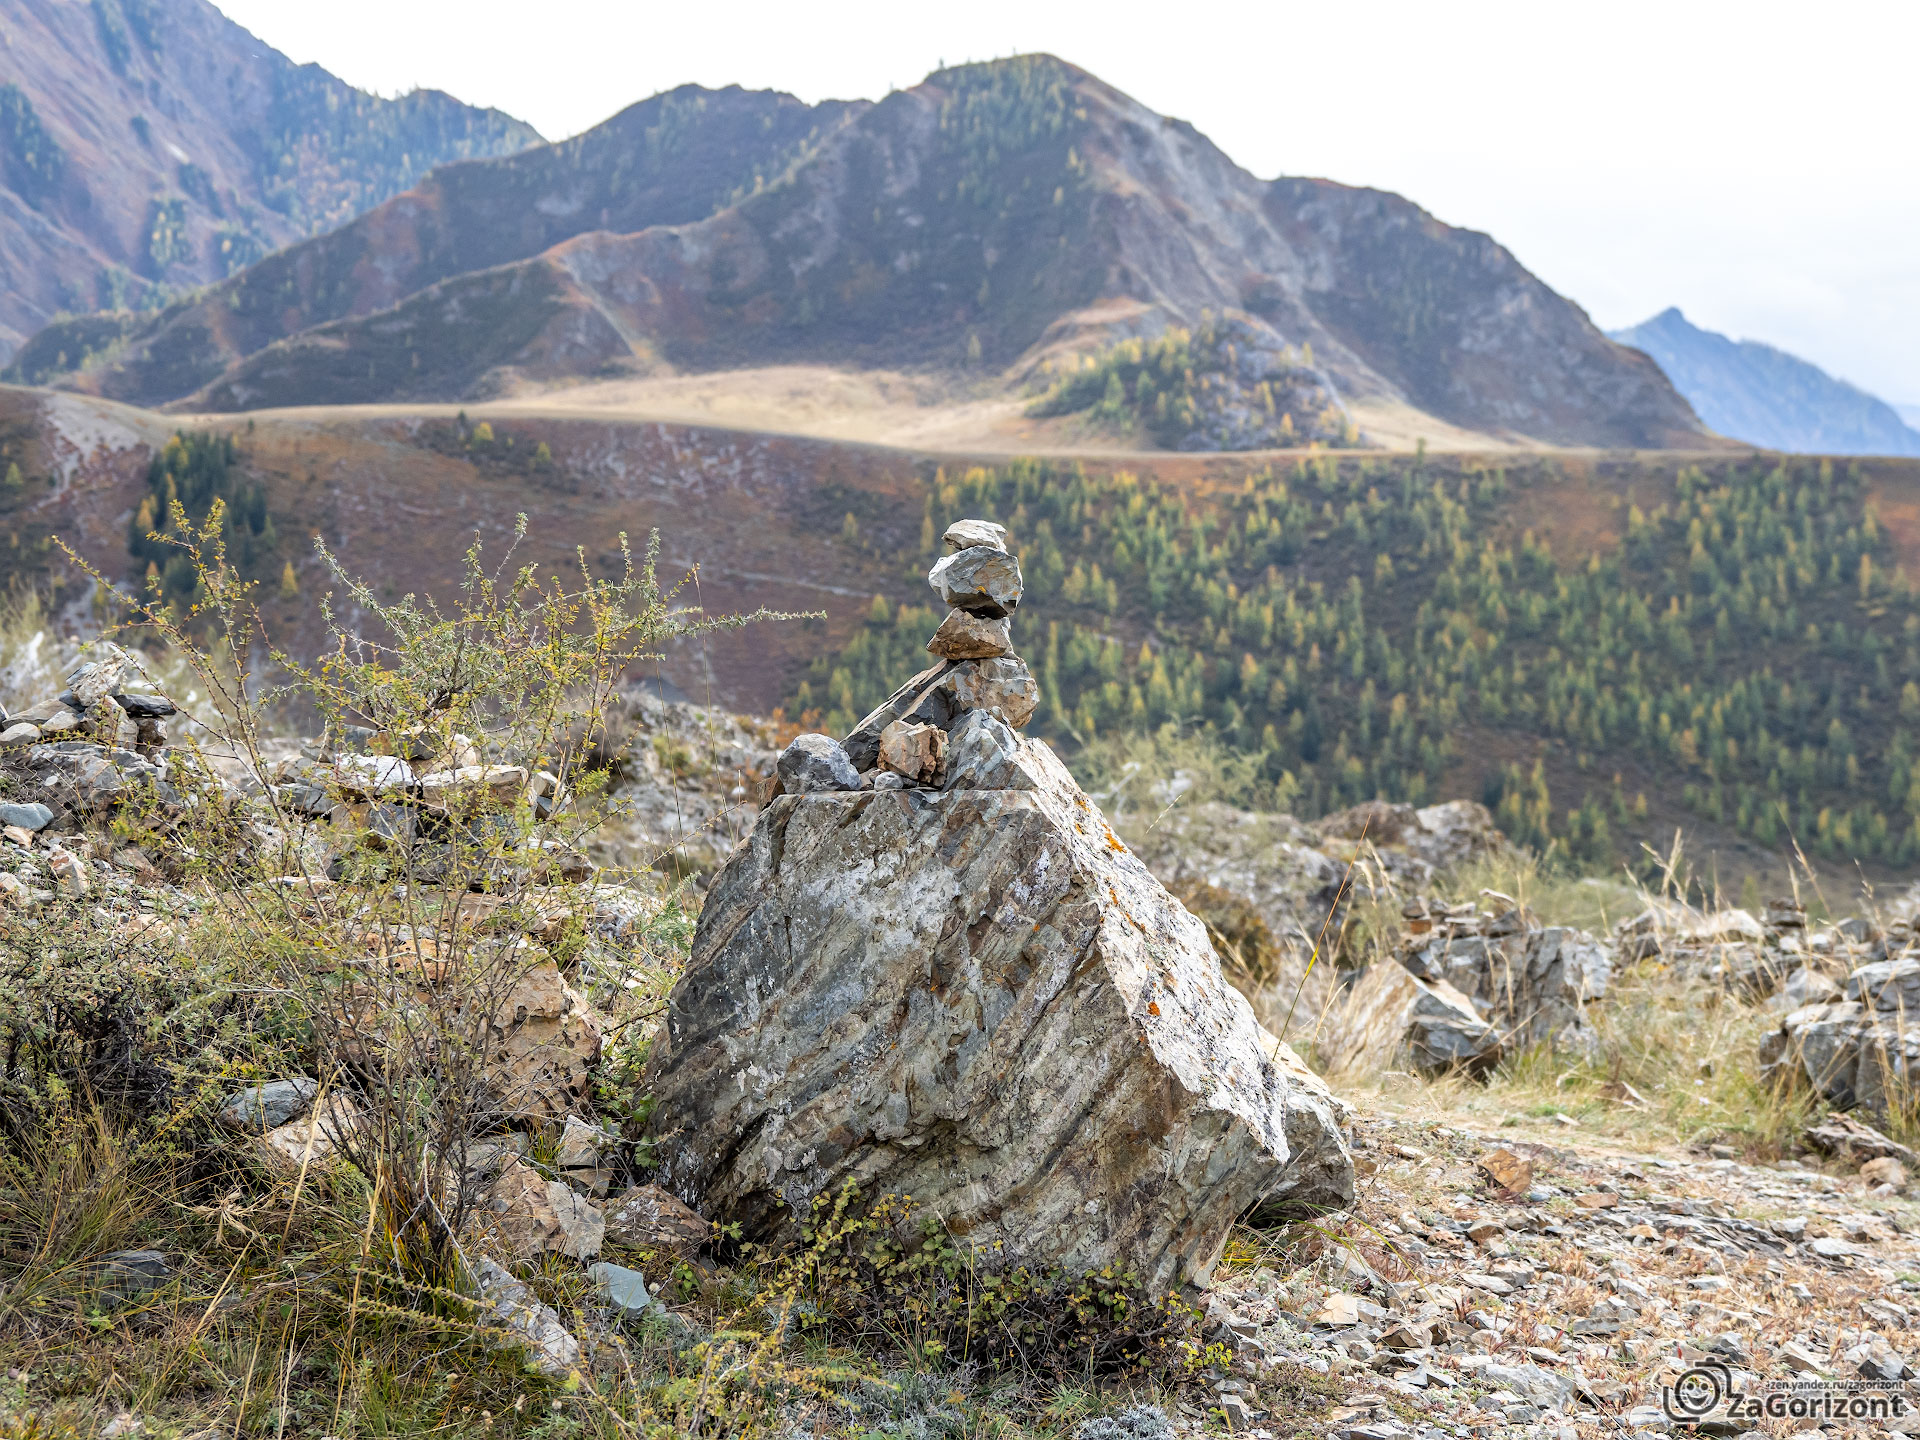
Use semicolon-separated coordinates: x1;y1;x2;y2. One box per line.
1609;308;1920;457
0;0;539;365
12;55;1707;450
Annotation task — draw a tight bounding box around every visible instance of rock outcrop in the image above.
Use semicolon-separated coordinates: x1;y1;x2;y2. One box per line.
1318;897;1611;1078
647;521;1351;1292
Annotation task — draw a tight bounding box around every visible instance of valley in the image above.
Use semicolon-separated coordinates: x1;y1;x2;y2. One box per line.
2;377;1912;896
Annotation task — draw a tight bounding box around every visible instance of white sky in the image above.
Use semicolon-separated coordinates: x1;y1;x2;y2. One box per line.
214;0;1920;404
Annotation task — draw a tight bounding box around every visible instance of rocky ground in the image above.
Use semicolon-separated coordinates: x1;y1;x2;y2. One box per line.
5;522;1920;1440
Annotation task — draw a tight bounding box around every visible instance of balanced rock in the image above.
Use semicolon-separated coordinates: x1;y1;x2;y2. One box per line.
943;518;1008;552
877;719;945;785
776;733;862;795
927;608;1012;659
928;545;1023;618
843;657;1039;769
647;723;1340;1293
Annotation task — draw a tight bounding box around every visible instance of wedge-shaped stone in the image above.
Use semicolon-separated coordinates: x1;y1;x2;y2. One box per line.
926;608;1012;659
647;731;1323;1293
927;545;1023;617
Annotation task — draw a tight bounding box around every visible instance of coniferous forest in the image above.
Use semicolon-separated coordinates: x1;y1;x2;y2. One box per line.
789;452;1917;871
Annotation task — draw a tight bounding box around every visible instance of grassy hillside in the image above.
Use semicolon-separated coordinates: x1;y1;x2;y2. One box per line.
4;377;1910;882
792;450;1920;876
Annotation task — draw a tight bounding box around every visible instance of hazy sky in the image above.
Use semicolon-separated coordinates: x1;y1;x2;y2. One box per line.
214;0;1920;404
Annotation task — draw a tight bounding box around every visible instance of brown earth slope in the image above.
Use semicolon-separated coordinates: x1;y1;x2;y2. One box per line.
15;55;1706;450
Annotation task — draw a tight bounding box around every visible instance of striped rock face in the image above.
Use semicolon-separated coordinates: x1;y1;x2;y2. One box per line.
646;728;1348;1293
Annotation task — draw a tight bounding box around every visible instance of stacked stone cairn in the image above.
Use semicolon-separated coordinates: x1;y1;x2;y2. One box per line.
651;519;1354;1296
774;518;1039;797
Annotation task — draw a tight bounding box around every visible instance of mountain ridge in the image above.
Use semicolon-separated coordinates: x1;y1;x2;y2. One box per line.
1610;307;1920;457
14;55;1708;451
0;0;540;364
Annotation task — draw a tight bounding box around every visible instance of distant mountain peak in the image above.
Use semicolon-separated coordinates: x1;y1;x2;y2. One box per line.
9;51;1705;449
0;0;539;363
1611;308;1920;457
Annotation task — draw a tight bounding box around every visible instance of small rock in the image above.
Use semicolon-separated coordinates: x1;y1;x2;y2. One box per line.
604;1183;708;1253
0;802;52;831
1775;1340;1827;1373
942;518;1009;553
876;719;945;785
1478;1149;1534;1195
99;1414;143;1439
928;545;1023;617
472;1257;580;1379
1769;1216;1808;1239
586;1261;659;1318
926;607;1013;659
258;1095;360;1169
946;654;1039;728
0;722;40;744
94;1250;170;1300
0;873;27;906
1575;1191;1619;1209
46;845;89;896
220;1078;320;1132
111;693;177;719
1862;1156;1908;1190
547;1180;605;1260
775;733;862;794
39;711;80;735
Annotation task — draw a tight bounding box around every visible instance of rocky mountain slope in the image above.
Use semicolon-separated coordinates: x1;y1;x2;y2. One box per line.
0;0;538;365
14;55;1706;450
1611;308;1920;457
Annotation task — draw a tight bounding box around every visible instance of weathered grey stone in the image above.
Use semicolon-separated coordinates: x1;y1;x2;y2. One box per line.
473;1257;580;1379
0;723;39;745
604;1183;709;1253
647;734;1314;1294
1764;993;1920;1121
93;1250;170;1301
942;711;1042;792
0;802;52;831
548;1180;605;1260
926;608;1013;659
112;693;176;719
67;647;131;710
877;719;945;784
220;1077;319;1132
586;1261;660;1318
928;545;1023;617
947;655;1039;728
1399;906;1611;1055
1847;958;1920;1011
1243;1035;1354;1223
842;662;960;771
776;733;862;794
942;518;1008;553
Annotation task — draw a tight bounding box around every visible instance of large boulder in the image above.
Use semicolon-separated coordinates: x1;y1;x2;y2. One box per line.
646;729;1344;1293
